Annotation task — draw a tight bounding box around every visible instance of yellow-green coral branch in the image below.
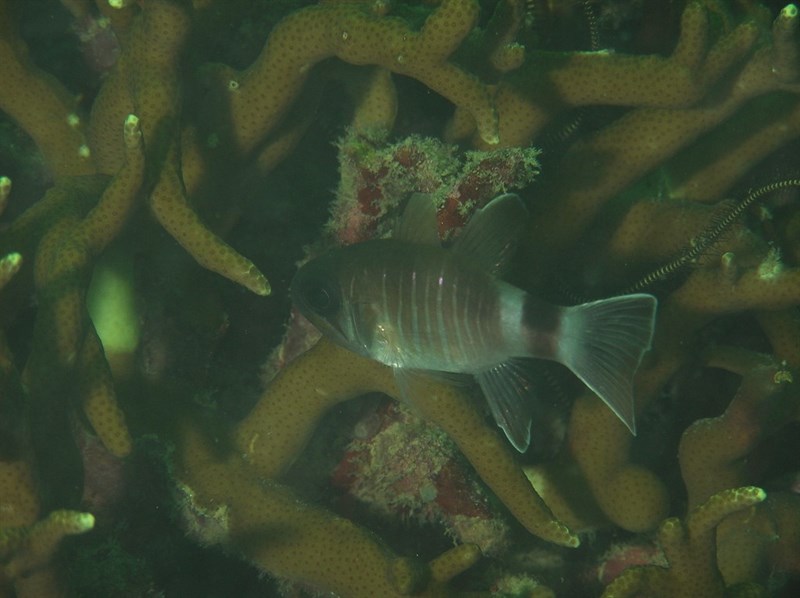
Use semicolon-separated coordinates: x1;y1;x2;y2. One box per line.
601;487;766;597
178;424;478;598
148;141;270;295
206;0;497;151
89;0;270;294
0;0;93;178
236;338;578;547
679;347;792;509
0;175;10;217
0;509;94;583
0;252;21;292
82;114;144;252
529;5;798;259
77;323;132;457
479;2;760;148
568;391;670;533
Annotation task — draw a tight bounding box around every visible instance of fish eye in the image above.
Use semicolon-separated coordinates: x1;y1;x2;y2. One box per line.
304;279;339;316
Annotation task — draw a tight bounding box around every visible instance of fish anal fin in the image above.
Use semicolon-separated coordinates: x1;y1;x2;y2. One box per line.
393;368;472;403
476;360;534;453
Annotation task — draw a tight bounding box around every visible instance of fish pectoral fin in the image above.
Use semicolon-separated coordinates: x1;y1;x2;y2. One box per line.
557;293;657;436
417;369;473;386
452;193;528;276
392;368;471;404
476;361;534;453
392;368;438;409
394;193;441;246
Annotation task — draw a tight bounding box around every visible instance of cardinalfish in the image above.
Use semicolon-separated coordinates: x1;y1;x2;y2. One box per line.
291;193;657;452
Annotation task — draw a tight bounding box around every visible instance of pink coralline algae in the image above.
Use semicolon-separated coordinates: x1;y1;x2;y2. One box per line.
329;130;540;245
331;401;512;556
72;14;121;74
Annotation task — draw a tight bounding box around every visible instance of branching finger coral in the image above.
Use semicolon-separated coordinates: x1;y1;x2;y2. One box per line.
2;0;800;595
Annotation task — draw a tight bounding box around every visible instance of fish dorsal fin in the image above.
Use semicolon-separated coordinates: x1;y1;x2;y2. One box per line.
452;193;528;275
476;360;534;452
394;193;441;246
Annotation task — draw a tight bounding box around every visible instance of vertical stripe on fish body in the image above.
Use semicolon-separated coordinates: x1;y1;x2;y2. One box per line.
328;240;553;372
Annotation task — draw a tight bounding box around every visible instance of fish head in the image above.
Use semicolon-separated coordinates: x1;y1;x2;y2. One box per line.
290;250;364;354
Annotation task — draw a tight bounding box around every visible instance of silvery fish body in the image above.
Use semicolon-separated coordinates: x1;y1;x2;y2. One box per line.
292;194;657;452
302;240;534;372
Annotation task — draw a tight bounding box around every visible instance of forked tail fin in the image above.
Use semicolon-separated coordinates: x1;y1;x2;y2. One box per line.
555;294;657;434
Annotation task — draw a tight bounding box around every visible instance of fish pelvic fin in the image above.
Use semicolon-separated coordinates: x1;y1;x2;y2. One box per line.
555;294;657;435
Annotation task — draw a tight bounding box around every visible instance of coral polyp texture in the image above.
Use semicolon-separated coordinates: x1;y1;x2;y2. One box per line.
2;0;800;595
